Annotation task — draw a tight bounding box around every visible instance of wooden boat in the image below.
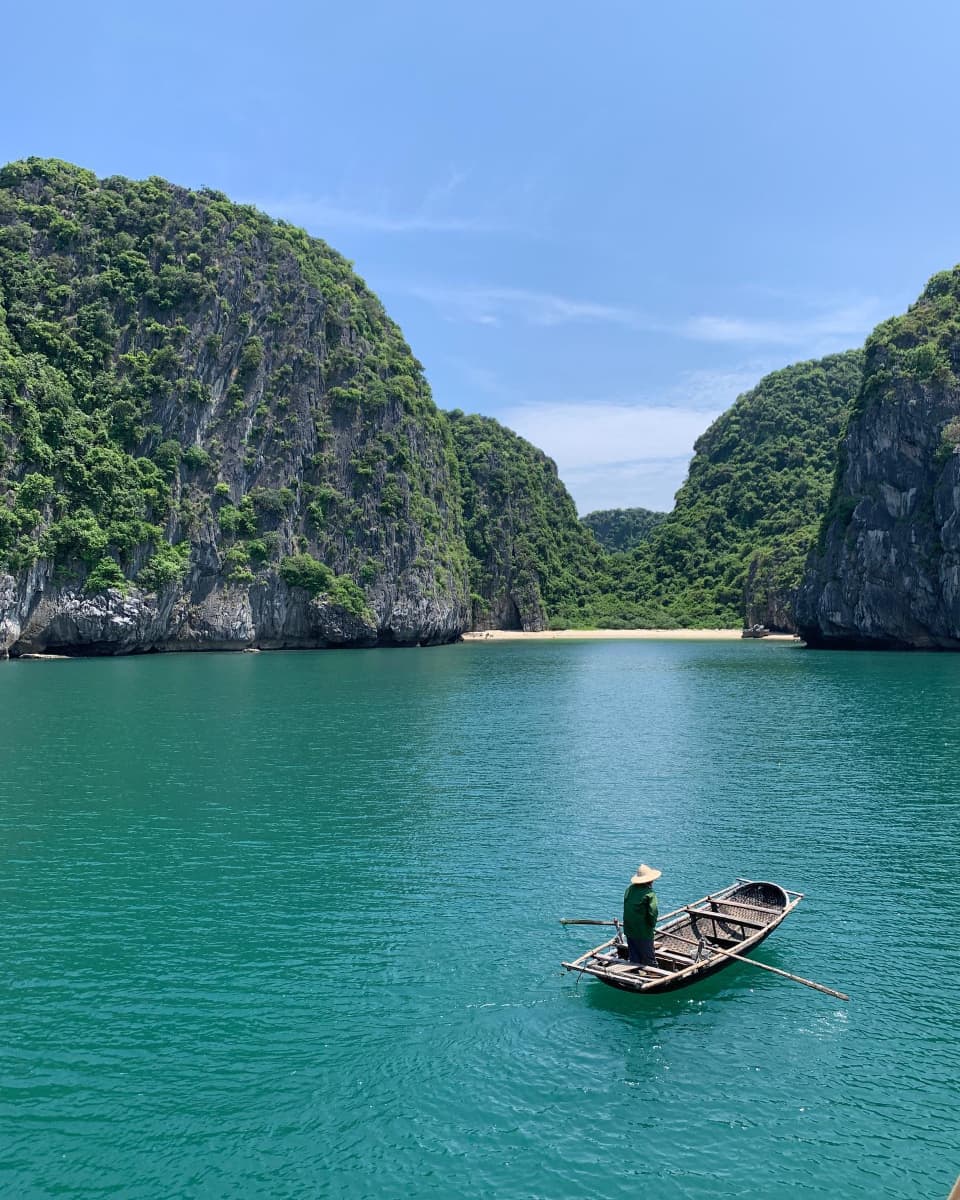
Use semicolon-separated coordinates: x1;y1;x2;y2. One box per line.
741;624;771;638
562;878;802;994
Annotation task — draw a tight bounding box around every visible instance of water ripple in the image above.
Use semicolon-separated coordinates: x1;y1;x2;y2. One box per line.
0;643;957;1198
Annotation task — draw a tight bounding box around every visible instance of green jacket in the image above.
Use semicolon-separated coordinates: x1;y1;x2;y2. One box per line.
623;883;658;942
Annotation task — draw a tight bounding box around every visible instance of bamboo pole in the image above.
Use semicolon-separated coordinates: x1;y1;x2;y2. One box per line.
696;940;849;998
563;934;620;967
655;888;725;923
666;933;849;1001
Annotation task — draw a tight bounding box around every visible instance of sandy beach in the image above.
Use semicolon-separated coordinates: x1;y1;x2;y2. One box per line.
462;628;800;642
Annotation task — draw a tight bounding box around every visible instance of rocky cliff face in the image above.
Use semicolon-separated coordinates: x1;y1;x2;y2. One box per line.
797;270;960;648
447;411;606;630
0;159;468;655
742;550;800;632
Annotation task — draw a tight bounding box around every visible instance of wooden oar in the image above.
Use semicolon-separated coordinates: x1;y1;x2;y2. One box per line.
661;932;848;1000
697;942;848;1001
560;918;619;926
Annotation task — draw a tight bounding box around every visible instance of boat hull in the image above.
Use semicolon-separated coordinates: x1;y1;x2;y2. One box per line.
562;879;801;995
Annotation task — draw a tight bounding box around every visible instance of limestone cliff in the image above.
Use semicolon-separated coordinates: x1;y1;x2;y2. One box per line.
447;411;606;630
797;269;960;648
0;159;468;655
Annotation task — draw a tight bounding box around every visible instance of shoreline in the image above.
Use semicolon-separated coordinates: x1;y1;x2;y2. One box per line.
3;630;801;660
461;629;800;642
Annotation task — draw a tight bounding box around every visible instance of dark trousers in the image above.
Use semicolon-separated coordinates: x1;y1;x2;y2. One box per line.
627;936;657;966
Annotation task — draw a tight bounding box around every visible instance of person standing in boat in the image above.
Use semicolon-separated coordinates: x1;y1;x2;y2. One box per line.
623;863;661;965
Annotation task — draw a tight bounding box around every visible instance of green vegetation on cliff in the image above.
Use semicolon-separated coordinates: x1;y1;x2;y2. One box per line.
581;507;667;552
610;351;864;628
278;554;372;620
448;411;686;630
448;355;864;632
448;410;607;628
858;268;960;410
0;157;466;637
0;157;869;648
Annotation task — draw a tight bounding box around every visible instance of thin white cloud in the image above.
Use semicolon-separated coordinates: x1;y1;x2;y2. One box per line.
257;199;501;235
441;357;513;398
402;282;883;346
564;460;694;516
247;172;505;235
403;284;662;330
488;360;787;512
443;359;784;512
682;300;883;346
494;400;725;512
419;168;471;214
671;363;780;409
497;401;723;473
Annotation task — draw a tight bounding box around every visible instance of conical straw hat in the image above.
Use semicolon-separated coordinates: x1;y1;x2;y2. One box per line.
630;863;662;885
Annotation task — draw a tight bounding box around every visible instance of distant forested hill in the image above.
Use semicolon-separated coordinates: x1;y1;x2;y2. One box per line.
605;351;864;630
581;507;666;552
450;352;864;633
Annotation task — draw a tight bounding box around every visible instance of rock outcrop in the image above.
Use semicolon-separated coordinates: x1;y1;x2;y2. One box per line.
447;410;606;630
797;269;960;648
742;549;800;633
0;561;381;656
0;158;468;655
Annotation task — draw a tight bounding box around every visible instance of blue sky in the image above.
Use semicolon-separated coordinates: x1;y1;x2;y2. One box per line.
4;0;960;512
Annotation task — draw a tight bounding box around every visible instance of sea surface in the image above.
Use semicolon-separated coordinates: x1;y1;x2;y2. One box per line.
1;640;958;1199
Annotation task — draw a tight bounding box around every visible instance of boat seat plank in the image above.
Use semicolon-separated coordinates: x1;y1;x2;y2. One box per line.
683;907;766;929
708;897;784;918
656;950;696;966
605;963;672;978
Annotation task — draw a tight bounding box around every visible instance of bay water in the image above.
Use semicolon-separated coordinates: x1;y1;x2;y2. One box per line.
1;640;957;1198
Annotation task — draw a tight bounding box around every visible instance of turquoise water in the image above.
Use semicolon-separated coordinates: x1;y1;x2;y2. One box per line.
1;640;958;1198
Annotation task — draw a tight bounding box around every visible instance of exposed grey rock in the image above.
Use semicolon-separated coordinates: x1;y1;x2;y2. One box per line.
743;552;798;634
0;570;390;657
0;556;470;656
797;290;960;649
